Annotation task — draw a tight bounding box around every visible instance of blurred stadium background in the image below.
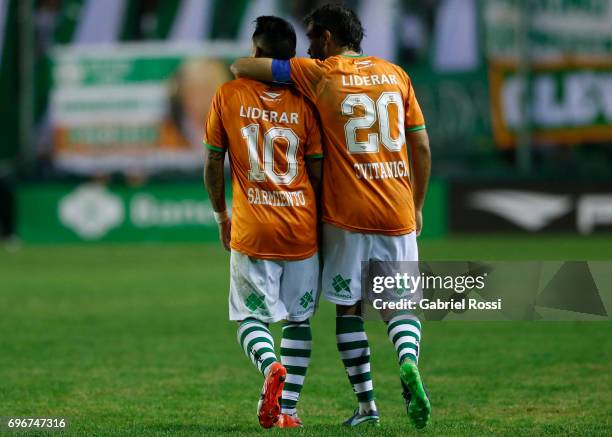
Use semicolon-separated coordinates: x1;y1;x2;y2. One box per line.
1;0;611;242
1;0;611;435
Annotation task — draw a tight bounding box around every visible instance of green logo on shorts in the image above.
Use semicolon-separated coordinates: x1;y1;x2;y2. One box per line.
299;290;314;309
332;274;352;299
245;292;269;315
396;285;410;296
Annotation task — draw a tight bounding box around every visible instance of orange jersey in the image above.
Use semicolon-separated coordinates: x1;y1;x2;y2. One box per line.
289;55;426;235
204;78;323;260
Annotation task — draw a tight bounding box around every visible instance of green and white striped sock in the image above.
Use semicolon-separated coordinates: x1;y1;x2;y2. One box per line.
336;315;376;414
387;313;421;364
280;320;312;416
237;318;278;377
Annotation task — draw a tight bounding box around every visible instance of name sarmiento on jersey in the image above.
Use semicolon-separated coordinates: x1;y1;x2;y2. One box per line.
247;187;306;207
240;105;299;124
354;160;410;180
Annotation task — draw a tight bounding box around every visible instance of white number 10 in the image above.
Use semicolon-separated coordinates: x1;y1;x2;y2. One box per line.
342;92;405;154
241;124;299;185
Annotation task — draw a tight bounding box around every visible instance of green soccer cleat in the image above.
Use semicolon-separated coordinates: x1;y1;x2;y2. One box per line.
342;408;380;427
400;360;431;429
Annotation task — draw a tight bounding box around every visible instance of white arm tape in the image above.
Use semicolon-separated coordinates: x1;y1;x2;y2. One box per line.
213;210;230;224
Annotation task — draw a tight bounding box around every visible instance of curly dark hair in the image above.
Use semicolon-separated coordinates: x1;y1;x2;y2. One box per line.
252;16;297;60
304;3;365;52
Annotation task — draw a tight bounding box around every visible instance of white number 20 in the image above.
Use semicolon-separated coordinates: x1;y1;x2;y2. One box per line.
241;124;299;185
342;92;405;154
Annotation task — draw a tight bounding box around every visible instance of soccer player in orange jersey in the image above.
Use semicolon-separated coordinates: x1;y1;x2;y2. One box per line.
231;4;432;429
204;16;323;429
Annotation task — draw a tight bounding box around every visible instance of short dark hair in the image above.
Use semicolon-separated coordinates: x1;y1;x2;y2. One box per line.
252;16;296;60
304;4;364;52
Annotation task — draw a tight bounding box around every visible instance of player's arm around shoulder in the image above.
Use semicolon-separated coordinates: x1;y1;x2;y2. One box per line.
230;58;274;82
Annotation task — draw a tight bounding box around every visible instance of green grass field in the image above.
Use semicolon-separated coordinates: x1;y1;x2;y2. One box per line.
1;236;611;436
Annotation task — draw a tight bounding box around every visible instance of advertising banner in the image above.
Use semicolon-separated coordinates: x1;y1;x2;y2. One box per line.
18;183;220;243
449;182;612;234
17;180;448;243
49;42;247;175
489;60;612;147
484;0;612;147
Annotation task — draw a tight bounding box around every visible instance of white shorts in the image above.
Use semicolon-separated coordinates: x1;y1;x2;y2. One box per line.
322;224;419;305
229;250;320;323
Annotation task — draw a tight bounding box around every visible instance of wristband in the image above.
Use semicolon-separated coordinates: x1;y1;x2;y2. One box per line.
271;59;292;83
213;210;229;223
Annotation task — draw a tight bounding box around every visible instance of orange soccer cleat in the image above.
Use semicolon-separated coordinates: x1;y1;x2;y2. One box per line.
274;414;303;428
257;362;287;428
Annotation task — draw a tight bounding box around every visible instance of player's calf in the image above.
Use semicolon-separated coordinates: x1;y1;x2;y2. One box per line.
280;320;312;418
237;319;278;375
336;311;378;418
